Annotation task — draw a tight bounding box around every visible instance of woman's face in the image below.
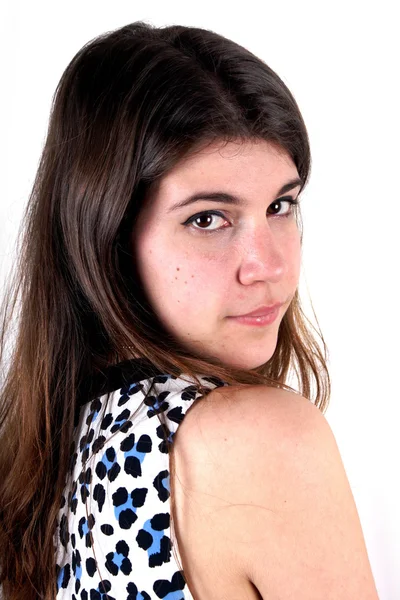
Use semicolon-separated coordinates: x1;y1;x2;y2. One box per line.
132;138;302;370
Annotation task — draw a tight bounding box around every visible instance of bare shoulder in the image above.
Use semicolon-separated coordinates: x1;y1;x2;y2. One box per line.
172;383;325;491
171;384;379;600
172;383;325;511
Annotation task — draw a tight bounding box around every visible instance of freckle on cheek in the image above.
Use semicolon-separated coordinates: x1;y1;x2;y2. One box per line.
176;267;180;271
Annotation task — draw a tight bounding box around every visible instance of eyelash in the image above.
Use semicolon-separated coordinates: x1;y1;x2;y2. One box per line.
182;198;300;234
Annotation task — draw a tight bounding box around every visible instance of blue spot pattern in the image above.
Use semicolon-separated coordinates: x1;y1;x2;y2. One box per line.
54;363;228;599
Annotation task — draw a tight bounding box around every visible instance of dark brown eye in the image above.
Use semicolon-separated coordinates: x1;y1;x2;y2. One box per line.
183;210;228;232
269;201;282;214
267;199;299;217
194;214;215;228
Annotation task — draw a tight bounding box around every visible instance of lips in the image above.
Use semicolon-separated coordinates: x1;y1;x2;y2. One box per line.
233;302;284;318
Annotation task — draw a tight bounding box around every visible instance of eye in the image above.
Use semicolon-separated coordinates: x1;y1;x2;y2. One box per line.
182;198;300;233
183;210;230;232
267;198;299;217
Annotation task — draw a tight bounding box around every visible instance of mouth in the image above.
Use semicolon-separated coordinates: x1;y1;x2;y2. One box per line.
227;304;282;326
231;302;284;318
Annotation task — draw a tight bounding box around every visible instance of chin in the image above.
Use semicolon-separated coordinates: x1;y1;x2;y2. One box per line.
220;352;274;371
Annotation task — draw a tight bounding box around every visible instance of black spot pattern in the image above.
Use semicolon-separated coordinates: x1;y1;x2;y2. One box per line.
54;358;228;599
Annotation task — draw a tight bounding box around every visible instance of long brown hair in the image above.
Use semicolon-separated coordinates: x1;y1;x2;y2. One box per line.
0;21;330;599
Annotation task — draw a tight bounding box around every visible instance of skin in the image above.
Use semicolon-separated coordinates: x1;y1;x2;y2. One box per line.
131;138;302;370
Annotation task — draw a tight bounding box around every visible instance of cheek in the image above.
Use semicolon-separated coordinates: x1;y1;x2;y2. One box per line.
163;255;226;307
286;235;302;295
293;231;302;274
135;232;227;310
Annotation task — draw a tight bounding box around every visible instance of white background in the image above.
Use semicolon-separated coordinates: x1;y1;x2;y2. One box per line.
0;1;399;598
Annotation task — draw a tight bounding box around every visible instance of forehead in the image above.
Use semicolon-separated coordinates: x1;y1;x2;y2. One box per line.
148;138;298;205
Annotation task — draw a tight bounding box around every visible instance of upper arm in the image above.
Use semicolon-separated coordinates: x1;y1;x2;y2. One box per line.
230;387;379;599
173;385;379;600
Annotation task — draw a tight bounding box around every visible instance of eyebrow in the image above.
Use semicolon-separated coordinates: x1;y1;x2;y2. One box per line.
167;178;304;213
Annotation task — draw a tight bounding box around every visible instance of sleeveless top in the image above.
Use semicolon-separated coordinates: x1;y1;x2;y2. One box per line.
54;357;229;600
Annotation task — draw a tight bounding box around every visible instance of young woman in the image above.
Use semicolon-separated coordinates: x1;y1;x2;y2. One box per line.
0;21;379;600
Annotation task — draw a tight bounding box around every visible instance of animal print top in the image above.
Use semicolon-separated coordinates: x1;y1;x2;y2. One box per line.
54;357;229;600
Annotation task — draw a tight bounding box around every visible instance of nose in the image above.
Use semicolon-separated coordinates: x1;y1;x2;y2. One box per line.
236;223;286;285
